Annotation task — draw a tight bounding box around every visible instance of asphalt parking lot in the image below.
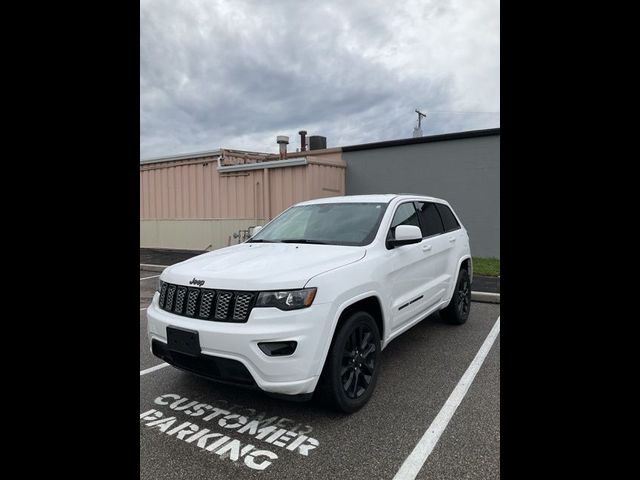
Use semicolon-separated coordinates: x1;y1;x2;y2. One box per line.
140;267;500;479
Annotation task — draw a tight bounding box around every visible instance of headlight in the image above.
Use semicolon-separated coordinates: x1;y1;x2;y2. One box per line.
156;278;163;293
255;288;317;310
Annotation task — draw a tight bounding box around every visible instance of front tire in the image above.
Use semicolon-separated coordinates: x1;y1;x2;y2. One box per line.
441;268;471;325
320;311;381;413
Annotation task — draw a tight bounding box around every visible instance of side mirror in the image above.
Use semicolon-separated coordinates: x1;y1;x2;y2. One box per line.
250;225;263;236
387;225;422;249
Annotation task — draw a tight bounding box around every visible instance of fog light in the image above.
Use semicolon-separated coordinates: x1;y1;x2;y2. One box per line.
258;341;297;356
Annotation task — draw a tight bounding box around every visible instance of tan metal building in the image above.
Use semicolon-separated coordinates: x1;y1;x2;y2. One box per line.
140;145;346;251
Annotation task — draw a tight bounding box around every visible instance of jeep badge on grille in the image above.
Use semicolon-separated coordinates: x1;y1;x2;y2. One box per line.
189;278;205;286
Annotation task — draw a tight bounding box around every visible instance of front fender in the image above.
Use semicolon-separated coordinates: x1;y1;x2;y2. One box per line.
304;252;391;379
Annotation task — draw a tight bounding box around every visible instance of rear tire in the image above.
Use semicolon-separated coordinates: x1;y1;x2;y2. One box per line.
441;268;471;325
319;311;381;413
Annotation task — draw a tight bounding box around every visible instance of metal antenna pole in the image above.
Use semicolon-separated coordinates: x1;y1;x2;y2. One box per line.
413;109;427;137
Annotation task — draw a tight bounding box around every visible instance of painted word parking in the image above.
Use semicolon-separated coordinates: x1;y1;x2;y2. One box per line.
140;393;320;471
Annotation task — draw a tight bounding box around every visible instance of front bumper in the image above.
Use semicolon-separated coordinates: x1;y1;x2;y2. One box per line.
146;293;333;395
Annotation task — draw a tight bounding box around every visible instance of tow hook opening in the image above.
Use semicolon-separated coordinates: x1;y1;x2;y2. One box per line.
258;341;297;356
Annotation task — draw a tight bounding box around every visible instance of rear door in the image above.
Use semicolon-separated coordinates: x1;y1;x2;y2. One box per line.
434;202;463;291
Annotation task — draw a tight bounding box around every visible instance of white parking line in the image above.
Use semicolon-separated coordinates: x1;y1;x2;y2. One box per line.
140;363;170;376
140;274;160;281
392;315;500;480
140;307;147;311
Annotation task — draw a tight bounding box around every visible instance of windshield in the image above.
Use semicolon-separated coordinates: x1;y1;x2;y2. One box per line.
249;202;388;246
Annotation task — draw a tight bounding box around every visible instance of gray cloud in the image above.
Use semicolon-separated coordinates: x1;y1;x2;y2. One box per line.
140;0;499;158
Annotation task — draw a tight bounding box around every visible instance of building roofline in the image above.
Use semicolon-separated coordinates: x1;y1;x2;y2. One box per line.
341;127;500;152
140;149;222;165
140;128;500;164
140;146;343;166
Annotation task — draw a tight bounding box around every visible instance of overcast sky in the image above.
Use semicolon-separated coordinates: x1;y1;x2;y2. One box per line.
140;0;499;159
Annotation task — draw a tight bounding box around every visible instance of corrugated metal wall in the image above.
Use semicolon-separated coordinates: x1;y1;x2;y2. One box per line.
140;153;345;221
267;159;345;218
140;155;253;219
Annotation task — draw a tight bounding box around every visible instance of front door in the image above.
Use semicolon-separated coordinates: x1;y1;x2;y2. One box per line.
387;202;432;330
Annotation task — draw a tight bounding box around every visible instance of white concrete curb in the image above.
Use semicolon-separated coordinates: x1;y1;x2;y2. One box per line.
471;291;500;304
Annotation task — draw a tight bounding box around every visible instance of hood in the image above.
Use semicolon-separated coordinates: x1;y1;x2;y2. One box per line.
162;242;366;290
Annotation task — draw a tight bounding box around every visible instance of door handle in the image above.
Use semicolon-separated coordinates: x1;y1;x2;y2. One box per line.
449;237;457;243
422;244;432;252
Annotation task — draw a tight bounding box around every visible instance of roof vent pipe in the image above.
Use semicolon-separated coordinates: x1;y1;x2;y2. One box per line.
298;130;307;151
276;135;289;160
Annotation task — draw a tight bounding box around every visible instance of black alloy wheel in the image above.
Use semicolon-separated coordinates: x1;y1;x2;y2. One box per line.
320;311;381;413
457;274;471;319
441;268;472;325
341;324;377;399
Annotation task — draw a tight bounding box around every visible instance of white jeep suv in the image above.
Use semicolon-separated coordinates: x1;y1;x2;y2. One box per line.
146;194;472;412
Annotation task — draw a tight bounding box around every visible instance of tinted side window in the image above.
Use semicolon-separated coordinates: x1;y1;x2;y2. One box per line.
415;202;445;237
389;202;419;238
436;204;460;232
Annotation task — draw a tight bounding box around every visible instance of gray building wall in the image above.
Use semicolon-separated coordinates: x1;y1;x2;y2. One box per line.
343;134;500;258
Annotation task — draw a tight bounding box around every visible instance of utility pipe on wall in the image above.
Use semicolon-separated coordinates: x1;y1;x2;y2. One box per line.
263;168;271;220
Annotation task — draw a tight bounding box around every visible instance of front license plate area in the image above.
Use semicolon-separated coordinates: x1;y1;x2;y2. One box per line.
166;326;201;356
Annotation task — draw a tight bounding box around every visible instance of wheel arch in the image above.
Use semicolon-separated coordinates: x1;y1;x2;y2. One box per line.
444;255;473;305
460;255;472;281
335;295;385;342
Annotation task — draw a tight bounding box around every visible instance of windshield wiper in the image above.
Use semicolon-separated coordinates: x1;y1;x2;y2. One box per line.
247;239;277;243
279;239;331;245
